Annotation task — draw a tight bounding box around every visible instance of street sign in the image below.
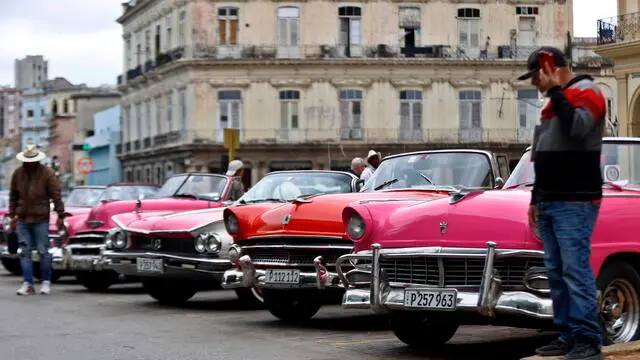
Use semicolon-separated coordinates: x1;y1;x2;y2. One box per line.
223;128;240;161
76;157;94;175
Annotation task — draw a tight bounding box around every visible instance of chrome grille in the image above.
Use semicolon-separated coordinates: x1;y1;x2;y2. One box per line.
68;232;107;245
380;257;544;288
132;235;195;253
242;237;352;269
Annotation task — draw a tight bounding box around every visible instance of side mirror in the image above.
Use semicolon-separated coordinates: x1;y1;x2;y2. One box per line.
494;177;505;189
63;212;73;218
355;179;365;192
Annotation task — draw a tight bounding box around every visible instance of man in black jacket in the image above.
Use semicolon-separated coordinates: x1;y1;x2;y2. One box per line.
520;47;607;360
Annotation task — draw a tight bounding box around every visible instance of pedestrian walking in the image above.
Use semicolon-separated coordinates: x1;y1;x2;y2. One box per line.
350;157;365;177
9;145;66;295
360;150;381;183
226;159;245;201
521;47;607;360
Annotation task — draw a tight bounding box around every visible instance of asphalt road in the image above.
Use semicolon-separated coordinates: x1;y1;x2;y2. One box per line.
0;270;559;360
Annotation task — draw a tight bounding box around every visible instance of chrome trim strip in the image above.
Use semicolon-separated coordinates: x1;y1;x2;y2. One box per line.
240;234;345;240
241;245;352;250
103;250;231;266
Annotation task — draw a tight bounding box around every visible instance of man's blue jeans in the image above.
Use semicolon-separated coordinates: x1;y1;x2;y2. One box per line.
16;221;51;284
537;201;602;347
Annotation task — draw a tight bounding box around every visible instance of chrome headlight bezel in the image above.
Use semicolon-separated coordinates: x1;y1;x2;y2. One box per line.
225;213;239;234
347;214;366;240
205;233;222;253
195;233;207;253
58;221;69;239
105;228;128;250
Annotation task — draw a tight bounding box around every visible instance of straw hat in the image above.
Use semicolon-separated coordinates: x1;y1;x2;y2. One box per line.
16;144;46;163
225;159;244;176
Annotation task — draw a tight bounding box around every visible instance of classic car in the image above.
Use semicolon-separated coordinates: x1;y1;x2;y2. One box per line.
103;170;361;305
334;137;640;348
222;149;511;322
0;185;106;277
64;173;234;291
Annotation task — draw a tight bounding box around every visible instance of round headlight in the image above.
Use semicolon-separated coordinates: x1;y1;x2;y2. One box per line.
114;231;127;249
206;233;221;253
228;244;241;263
347;214;366;240
226;213;239;234
195;234;207;253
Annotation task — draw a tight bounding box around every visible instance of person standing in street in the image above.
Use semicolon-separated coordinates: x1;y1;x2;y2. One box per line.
520;47;607;360
226;159;245;201
9;145;66;295
350;157;365;177
360;150;381;183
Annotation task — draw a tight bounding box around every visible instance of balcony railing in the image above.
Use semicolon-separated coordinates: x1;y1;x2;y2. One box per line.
118;42;538;84
597;11;640;45
118;127;535;156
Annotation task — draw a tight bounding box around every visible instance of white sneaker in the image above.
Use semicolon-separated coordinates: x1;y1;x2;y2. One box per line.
16;282;35;296
39;281;51;295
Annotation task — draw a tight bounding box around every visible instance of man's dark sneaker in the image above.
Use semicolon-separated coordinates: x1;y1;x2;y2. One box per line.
535;338;572;356
565;340;604;360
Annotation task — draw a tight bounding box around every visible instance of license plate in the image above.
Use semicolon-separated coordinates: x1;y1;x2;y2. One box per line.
73;258;94;270
136;258;163;273
404;288;458;310
264;269;300;285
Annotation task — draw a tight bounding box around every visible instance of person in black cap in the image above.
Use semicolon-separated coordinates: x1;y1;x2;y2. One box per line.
522;46;607;360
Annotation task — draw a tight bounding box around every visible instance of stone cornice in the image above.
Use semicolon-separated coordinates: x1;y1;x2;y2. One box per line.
449;78;490;88
508;79;536;89
389;78;432;89
329;78;374;88
207;79;251;88
268;78;312;88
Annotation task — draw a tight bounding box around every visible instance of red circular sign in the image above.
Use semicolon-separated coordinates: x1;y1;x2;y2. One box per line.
76;157;94;175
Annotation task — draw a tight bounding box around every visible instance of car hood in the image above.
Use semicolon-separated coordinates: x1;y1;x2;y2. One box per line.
78;197;221;232
350;188;539;252
114;208;225;233
49;207;93;233
226;191;451;241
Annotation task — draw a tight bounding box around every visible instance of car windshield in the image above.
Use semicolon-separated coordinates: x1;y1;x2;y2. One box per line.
65;188;105;207
98;185;160;201
361;152;494;192
238;172;354;202
154;174;229;200
504;140;640;189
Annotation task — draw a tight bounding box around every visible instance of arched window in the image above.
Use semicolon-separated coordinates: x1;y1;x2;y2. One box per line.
277;7;300;57
458;90;482;142
217;7;239;45
399;90;422;141
457;8;481;50
338;6;362;57
339;89;362;140
278;90;300;140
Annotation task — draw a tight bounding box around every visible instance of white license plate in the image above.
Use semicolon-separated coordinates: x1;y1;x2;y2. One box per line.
404;288;458;310
264;269;300;285
136;258;164;273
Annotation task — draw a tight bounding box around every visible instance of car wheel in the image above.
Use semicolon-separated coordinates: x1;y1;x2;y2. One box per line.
76;271;119;292
142;278;198;305
597;261;640;345
1;258;22;275
235;287;264;309
389;311;459;349
262;289;322;323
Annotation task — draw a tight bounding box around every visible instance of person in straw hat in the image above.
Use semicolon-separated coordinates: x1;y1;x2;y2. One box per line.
225;159;245;201
360;149;381;183
9;144;65;295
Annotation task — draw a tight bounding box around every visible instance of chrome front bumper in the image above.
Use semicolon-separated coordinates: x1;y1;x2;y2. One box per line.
64;244;109;272
221;254;341;290
103;250;232;281
336;242;553;320
1;245;65;270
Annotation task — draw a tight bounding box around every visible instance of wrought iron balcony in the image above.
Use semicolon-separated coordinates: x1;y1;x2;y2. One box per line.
598;11;640;45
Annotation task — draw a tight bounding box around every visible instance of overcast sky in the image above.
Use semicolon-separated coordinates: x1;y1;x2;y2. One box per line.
0;0;618;88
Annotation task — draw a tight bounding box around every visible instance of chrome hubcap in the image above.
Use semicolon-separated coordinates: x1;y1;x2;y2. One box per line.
600;279;640;343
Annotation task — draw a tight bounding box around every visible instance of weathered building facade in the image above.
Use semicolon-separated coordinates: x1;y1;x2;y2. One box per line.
117;0;581;184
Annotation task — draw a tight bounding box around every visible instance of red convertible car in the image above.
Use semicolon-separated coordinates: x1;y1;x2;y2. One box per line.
335;137;640;348
64;173;235;291
222;149;511;322
0;185;106;277
103;170;361;305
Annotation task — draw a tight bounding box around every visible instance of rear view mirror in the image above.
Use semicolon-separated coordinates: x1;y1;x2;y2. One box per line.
494;177;505;189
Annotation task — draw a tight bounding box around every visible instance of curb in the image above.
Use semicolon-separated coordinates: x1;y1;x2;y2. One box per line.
521;341;640;360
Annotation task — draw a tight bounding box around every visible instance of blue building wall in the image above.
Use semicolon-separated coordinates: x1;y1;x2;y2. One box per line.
20;88;49;150
85;105;121;185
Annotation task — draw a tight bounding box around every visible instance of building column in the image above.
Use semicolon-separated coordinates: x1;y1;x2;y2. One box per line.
616;73;629;137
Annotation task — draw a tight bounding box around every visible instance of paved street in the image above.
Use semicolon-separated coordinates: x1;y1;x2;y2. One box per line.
1;270;558;360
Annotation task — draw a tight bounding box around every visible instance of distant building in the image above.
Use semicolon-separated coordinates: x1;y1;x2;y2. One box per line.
20;87;49;150
14;55;48;90
85;105;122;185
0;87;21;139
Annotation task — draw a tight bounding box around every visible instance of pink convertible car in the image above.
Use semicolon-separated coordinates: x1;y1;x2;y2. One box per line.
336;137;640;348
